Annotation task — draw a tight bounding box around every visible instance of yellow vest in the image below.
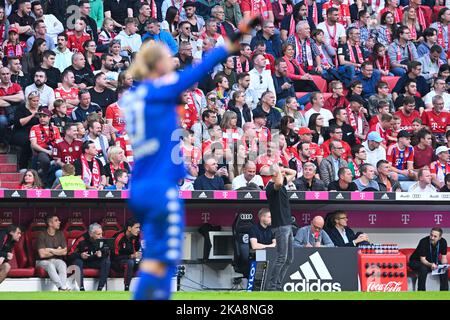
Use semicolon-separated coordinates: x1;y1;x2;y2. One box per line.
59;176;87;190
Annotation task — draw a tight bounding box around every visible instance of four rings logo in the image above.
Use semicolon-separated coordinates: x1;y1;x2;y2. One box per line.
284;252;342;292
240;214;253;220
283;252;341;292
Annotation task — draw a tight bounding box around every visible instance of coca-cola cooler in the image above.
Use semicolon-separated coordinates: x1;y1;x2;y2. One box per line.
358;252;408;292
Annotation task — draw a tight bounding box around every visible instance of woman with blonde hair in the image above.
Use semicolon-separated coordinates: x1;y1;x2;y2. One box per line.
282;96;306;131
402;7;422;43
105;145;130;186
121;29;242;299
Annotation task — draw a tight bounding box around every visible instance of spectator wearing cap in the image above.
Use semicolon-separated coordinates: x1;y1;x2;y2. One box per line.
8;0;35;42
3;26;26;59
29;107;62;186
413;128;434;170
363;131;386;167
24;68;55;109
294;161;326;191
304;92;333;128
115;18;142;57
142;18;178;55
71;90;101;123
319;139;348;186
387;129;417;190
355;62;382;100
421;95;450;145
298;127;323;164
232;160;264;190
408;168;437;193
328;167;358;191
25;18;55;52
54;33;73;73
430;146;450;189
354;163;380;191
376;159;402;192
423;78;450;111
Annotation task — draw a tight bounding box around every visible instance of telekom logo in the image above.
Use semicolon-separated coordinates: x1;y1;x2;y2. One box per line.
201;212;210;223
434;214;443;225
359;193;365;200
302;213;311;225
83;191;90;198
222;192;228;199
35;190;42;197
368;214;377;225
314;192;320;199
401;214;410;225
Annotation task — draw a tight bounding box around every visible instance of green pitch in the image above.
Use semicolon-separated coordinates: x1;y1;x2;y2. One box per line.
0;291;449;300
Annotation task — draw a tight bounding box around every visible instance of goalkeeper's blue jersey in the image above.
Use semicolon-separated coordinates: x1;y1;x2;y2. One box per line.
121;46;229;212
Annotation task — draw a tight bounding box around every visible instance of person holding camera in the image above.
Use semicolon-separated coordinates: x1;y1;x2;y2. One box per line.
67;223;111;291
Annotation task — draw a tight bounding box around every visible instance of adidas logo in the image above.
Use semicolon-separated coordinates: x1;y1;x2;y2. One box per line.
284;252;342;292
290;193;298;199
381;193;390;200
335;193;344;199
105;191;114;198
58;191;67;198
198;192;207;199
244;192;253;199
11;191;20;197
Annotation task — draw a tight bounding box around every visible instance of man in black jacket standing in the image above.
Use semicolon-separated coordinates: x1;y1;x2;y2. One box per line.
0;225;22;285
67;223;111;291
324;211;369;247
266;164;296;291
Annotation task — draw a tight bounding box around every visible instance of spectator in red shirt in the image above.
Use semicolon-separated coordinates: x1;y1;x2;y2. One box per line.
321;125;351;161
105;100;126;134
394;95;421;133
368;100;390;128
66;18;91;54
16;169;43;189
29;107;62;186
421;95;450;145
369;113;393;147
323;80;348;113
240;0;274;22
430;146;450;189
298;127;323;165
53;123;83;167
54;69;80;116
386;130;417;188
413;128;434;170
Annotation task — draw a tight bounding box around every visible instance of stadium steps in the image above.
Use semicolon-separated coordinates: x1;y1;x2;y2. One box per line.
0;154;20;188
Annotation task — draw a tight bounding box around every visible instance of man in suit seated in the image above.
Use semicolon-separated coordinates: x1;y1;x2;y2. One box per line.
324;210;370;247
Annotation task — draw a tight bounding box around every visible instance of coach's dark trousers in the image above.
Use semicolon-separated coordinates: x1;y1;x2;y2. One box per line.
409;260;449;291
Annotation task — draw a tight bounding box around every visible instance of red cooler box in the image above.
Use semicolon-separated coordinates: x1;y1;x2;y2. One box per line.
358;252;408;292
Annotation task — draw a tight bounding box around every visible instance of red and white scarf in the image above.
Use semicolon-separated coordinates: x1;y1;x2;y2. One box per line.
396;42;413;62
437;22;450;50
181;92;199;130
250;0;270;20
351;159;364;178
346;105;363;143
408;24;417;41
81;154;101;187
235;56;249;73
278;2;293;16
347;42;364;64
171;0;184;13
325;22;338;49
150;0;157;18
376;55;390;73
417;7;426;31
306;1;318;25
386;27;392;43
295;36;314;71
317;45;331;68
109;162;125;184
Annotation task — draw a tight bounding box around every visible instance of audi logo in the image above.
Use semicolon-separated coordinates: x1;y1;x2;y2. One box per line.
412;194;421;199
240;213;253;220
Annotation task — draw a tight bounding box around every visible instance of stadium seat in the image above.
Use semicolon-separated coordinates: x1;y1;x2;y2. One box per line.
231;214;255;278
432;6;446;21
421;6;432;25
381;76;400;93
63;218;87;250
7;232;35;277
101;216;123;239
311;75;328;93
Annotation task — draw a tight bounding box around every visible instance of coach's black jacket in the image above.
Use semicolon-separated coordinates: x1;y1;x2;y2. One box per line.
111;230;141;261
67;232;108;262
0;230;15;261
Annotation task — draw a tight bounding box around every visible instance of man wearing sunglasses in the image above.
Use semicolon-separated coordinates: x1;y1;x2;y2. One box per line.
294;215;334;248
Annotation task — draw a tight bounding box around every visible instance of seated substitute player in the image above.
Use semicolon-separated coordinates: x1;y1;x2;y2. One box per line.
249;208;276;250
67;223;111;291
120;20;244;299
111;218;141;291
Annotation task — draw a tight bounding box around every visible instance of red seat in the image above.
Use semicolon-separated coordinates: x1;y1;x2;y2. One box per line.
420;5;432;26
432;6;446;22
101;216;123;239
63;218;87;241
381;76;400;93
7;232;35;277
311;75;328;93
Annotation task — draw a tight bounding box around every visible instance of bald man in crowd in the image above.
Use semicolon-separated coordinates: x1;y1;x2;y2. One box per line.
294;216;335;247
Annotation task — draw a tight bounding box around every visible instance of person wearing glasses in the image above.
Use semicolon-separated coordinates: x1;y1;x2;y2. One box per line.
175;21;199;57
387;25;418;77
294;215;334;248
319;139;348;186
324;210;369;247
321;125;351;161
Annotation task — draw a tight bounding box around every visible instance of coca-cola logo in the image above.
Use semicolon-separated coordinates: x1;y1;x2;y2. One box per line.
367;281;402;292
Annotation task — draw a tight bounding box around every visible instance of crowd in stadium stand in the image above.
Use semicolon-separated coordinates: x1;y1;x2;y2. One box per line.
1;0;450;193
